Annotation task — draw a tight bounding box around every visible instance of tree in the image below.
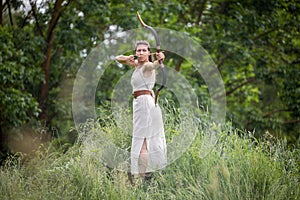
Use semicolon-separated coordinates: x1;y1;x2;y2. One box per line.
0;0;299;158
114;0;300;142
0;0;110;156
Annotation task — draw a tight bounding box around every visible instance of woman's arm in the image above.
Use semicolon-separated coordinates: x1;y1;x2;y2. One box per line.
115;55;135;67
152;52;165;69
143;52;165;72
153;60;161;69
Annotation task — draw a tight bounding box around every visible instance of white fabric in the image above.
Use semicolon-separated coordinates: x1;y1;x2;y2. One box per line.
130;65;167;174
131;65;155;92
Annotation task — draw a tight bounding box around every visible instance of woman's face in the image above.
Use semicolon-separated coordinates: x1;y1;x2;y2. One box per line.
135;44;150;62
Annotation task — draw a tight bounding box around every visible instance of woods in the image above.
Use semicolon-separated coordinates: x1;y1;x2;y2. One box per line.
0;0;299;199
0;0;299;160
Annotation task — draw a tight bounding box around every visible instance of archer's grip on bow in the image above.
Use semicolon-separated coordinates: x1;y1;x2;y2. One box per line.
136;11;166;105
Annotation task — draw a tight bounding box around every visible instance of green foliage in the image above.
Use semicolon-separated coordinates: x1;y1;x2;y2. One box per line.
0;112;299;199
1;1;299;198
0;26;43;128
103;0;300;143
0;0;299;149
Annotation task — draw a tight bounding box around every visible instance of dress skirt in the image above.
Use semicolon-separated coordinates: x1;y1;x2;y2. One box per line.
131;94;167;174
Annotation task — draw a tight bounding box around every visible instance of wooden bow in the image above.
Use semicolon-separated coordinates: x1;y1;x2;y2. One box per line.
137;11;166;105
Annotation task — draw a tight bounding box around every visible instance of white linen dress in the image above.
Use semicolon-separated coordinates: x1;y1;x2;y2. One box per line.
130;64;167;174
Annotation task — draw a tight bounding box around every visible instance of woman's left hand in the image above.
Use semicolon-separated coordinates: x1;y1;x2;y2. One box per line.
156;52;165;62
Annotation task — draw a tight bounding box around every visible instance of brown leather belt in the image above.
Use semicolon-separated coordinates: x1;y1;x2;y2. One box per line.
133;90;152;99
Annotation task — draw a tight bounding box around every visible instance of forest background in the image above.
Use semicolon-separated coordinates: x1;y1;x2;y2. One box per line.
0;0;299;160
1;1;300;199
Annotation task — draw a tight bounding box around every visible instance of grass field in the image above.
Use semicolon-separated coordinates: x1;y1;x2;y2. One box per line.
1;107;299;200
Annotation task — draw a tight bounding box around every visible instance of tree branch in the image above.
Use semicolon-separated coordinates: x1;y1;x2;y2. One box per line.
225;77;249;87
252;28;278;41
0;0;3;26
283;119;300;125
196;0;207;26
29;0;44;37
6;0;13;26
226;77;255;96
39;0;64;122
175;58;183;72
263;109;292;118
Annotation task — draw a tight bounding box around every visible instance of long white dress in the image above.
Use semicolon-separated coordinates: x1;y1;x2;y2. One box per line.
130;64;167;174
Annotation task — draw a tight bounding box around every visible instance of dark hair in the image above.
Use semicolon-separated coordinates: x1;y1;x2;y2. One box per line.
135;40;153;62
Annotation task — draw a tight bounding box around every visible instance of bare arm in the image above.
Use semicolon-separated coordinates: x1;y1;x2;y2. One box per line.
153;60;162;69
115;55;135;67
142;52;165;71
152;52;165;69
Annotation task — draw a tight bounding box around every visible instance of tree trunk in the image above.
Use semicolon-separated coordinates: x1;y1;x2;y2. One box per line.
0;0;3;26
7;0;13;26
38;0;64;122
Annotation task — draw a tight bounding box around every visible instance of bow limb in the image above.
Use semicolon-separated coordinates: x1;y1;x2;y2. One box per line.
137;11;166;105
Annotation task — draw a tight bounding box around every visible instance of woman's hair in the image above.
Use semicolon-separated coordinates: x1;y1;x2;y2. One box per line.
135;40;153;62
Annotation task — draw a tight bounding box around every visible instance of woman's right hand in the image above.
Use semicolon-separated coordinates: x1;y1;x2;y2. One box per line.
128;55;135;63
115;55;135;66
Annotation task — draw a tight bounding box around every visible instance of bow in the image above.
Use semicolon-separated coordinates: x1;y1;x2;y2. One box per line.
137;11;166;105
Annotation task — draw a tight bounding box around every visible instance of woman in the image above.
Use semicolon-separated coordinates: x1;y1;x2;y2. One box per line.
115;41;167;179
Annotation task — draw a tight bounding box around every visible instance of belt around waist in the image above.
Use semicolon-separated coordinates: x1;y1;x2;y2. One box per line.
133;90;152;99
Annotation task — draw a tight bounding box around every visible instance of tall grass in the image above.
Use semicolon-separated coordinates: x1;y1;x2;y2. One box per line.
1;106;299;200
